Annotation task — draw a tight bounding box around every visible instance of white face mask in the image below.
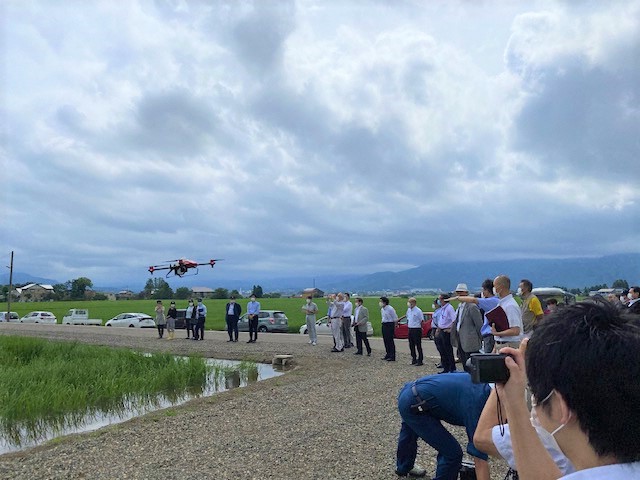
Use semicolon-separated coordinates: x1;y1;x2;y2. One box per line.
628;293;634;300
250;297;256;302
516;288;523;296
493;287;498;296
407;302;411;308
432;303;436;309
306;299;311;304
379;302;384;308
530;391;571;438
230;300;235;304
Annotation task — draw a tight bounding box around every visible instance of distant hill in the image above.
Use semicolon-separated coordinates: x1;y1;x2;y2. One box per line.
0;272;59;286
323;254;640;292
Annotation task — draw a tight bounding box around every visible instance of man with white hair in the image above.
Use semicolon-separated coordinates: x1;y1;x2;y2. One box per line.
450;283;484;368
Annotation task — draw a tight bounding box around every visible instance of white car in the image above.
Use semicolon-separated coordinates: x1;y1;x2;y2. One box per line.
19;311;57;324
0;311;19;322
105;313;156;328
299;315;374;336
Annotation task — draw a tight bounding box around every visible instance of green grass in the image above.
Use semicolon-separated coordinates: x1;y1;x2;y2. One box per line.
0;336;209;445
0;296;442;335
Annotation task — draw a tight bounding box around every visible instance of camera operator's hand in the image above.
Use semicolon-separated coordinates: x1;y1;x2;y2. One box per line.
495;339;529;413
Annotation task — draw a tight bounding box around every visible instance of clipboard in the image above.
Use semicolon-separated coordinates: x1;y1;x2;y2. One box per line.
486;305;510;332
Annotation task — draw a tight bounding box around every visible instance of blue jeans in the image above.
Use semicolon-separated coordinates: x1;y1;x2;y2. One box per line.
396;384;463;480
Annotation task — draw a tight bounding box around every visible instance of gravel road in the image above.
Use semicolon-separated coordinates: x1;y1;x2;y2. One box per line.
0;324;510;479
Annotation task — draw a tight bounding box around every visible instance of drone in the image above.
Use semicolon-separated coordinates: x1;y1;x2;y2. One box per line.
148;258;223;278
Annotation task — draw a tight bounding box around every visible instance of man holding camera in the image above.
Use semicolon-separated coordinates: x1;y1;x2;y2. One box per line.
395;373;491;479
494;300;640;479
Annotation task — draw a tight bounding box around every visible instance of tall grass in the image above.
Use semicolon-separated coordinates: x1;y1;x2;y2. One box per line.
0;336;210;445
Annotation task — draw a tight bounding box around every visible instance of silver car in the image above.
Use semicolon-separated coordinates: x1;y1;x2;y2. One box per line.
238;310;289;333
105;313;156;328
19;311;57;324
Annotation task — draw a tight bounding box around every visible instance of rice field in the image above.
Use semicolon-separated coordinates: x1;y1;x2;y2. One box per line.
0;336;211;446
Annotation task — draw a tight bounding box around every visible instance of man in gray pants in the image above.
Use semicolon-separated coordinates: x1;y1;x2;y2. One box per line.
302;295;318;346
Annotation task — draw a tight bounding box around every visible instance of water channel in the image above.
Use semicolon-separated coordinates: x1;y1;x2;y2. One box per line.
0;358;285;455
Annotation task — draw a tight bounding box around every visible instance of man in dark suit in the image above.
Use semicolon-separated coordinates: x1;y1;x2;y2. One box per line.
225;296;242;342
353;297;371;356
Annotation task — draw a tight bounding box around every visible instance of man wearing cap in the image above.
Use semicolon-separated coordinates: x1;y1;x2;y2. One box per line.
450;283;483;369
225;296;242;342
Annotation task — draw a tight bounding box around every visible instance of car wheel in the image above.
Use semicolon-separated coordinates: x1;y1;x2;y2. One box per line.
258;325;268;333
106;324;112;327
303;329;308;334
129;324;135;328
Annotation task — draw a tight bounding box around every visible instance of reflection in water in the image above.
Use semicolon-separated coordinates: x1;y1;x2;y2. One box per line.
0;358;283;454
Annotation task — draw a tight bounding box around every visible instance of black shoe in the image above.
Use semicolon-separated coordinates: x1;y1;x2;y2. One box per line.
386;358;395;362
331;348;340;352
382;356;390;360
247;340;253;343
367;352;371;356
435;363;442;368
414;362;424;366
354;352;363;355
411;359;417;365
227;339;233;342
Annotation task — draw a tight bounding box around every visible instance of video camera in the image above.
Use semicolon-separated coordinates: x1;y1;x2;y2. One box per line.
467;353;511;384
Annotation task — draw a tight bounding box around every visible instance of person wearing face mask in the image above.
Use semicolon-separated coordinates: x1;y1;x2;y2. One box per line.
449;283;483;370
353;297;371;356
246;294;261;343
627;286;640;314
434;294;457;373
449;279;499;355
225;296;242;342
195;298;207;341
490;275;523;350
518;279;544;334
185;299;196;339
166;301;177;340
302;295;319;346
341;293;354;349
405;298;424;366
474;342;575;479
380;296;398;361
327;293;345;352
493;300;640;479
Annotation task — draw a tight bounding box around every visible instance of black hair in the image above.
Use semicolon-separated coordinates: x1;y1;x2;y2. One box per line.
356;297;363;303
481;278;494;292
380;296;389;305
526;299;640;462
520;279;533;291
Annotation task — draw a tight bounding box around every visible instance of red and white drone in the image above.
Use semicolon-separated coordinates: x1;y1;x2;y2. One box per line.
148;258;222;278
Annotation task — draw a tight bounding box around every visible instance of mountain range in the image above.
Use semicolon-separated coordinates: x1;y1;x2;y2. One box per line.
2;254;638;293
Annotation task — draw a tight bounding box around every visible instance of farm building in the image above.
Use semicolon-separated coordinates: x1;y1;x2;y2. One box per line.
14;283;54;301
302;288;324;298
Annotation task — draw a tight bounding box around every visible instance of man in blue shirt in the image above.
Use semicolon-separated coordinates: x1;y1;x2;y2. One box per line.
396;373;491;480
246;295;261;343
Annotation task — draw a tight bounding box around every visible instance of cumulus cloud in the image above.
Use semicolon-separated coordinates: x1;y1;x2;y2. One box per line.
2;0;638;288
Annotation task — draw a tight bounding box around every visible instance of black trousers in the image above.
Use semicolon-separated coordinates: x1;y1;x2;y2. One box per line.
355;329;371;354
226;317;239;340
434;329;456;372
157;325;165;338
341;317;353;346
408;327;423;363
195;319;205;340
382;322;396;359
248;315;259;340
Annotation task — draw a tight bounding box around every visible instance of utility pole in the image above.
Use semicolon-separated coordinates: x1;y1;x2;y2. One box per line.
7;251;14;320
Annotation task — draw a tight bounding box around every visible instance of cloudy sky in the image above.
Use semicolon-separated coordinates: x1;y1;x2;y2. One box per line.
2;0;639;289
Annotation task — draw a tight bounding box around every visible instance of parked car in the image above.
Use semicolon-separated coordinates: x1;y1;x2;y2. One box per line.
238;310;289;333
0;311;19;322
105;313;155;328
394;311;434;339
19;311;57;324
298;315;374;336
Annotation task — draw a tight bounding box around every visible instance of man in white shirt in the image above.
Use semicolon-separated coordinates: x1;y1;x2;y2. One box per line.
406;298;424;366
492;275;523;349
380;296;398;361
342;293;354;348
